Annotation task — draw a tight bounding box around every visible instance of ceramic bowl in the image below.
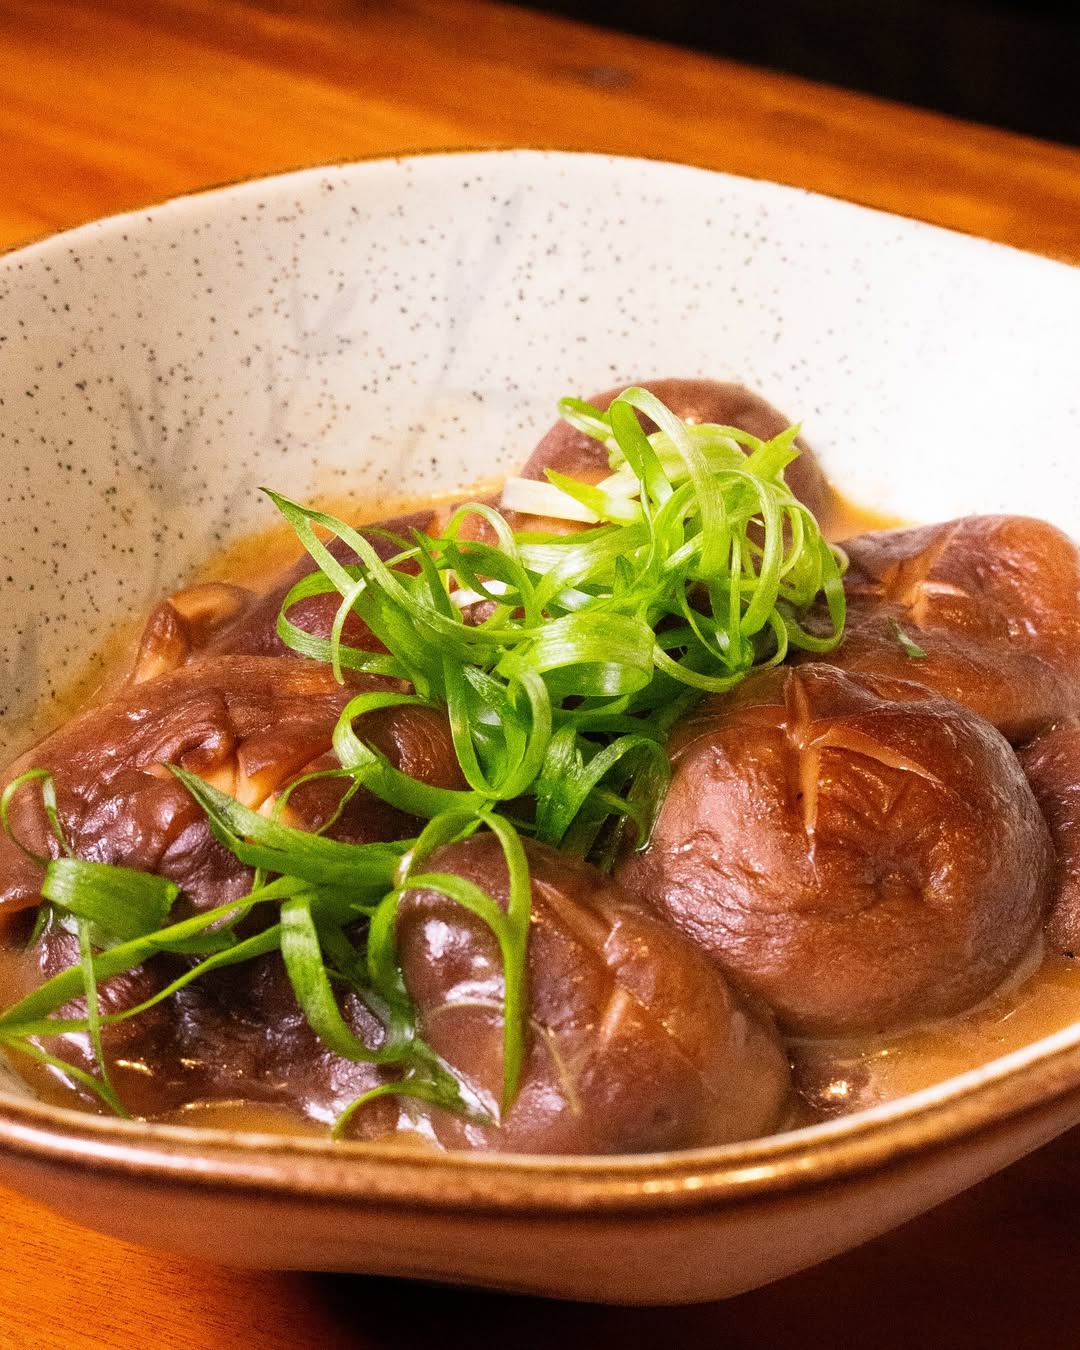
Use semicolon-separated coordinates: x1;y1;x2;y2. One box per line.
0;151;1078;1304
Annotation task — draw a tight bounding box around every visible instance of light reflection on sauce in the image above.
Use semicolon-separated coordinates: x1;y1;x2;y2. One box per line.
158;1100;333;1138
793;952;1080;1124
154;1099;443;1147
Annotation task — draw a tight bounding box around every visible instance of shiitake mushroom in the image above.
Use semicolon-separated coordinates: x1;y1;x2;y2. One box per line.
1021;722;1080;958
389;833;791;1152
133;508;441;673
517;377;829;523
804;515;1080;742
617;663;1053;1037
0;655;462;919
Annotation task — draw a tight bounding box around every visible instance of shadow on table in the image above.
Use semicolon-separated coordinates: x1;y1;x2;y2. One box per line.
305;1120;1080;1349
519;0;1080;147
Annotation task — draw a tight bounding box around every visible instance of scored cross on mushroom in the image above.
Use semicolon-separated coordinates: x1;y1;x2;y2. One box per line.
391;834;792;1152
616;663;1053;1038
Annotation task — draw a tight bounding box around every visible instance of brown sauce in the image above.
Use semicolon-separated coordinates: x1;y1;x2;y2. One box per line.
818;486;906;544
793;947;1080;1124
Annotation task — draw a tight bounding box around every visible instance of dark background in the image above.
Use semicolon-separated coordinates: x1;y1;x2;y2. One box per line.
517;0;1080;146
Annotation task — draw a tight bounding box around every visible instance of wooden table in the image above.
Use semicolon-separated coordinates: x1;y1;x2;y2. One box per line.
1;2;1079;1345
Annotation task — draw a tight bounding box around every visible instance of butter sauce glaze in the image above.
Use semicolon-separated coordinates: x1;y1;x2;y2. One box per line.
2;379;1079;1150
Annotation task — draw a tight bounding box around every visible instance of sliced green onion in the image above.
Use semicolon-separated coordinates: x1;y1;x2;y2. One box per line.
43;858;178;944
280;896;390;1063
75;918;128;1117
888;617;929;660
1;768;72;865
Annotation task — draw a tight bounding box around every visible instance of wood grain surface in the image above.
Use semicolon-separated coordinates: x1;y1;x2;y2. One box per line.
2;0;1080;261
1;2;1079;1346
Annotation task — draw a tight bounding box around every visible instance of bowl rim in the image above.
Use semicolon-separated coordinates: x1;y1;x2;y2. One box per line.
2;1016;1080;1214
2;148;1079;1218
4;145;1077;275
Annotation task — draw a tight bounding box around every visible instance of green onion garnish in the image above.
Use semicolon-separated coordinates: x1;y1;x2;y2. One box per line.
273;388;845;844
888;617;929;660
0;389;845;1133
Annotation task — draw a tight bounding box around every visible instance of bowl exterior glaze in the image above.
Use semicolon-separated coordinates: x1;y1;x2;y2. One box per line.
1;151;1079;1301
2;1042;1080;1302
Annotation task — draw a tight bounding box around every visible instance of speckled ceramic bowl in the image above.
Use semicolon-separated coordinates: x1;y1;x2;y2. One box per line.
0;151;1079;1303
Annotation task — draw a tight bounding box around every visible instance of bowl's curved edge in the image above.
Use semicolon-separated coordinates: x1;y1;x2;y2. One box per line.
3;1010;1080;1218
2;1064;1079;1303
4;145;1077;277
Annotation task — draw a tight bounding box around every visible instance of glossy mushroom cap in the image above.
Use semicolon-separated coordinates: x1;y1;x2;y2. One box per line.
0;655;461;919
807;516;1080;742
617;664;1052;1038
392;834;792;1153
